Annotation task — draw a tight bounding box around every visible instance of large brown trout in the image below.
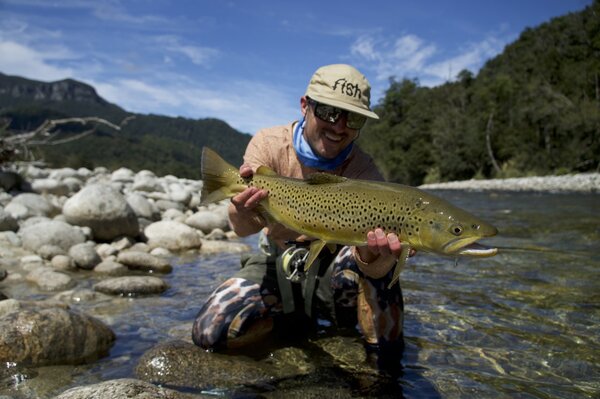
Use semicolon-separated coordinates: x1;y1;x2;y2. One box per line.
201;147;498;287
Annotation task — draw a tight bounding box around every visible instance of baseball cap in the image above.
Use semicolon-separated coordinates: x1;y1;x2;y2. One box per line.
305;64;379;120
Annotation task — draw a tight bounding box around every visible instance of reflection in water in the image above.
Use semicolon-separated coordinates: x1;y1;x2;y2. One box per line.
2;192;599;398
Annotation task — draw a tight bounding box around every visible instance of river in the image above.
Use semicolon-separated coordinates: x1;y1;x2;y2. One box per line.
2;191;599;398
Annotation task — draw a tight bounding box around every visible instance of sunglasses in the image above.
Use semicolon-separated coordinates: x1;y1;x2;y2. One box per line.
307;97;367;130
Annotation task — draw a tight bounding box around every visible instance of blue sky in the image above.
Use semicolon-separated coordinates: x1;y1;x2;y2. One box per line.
0;0;591;134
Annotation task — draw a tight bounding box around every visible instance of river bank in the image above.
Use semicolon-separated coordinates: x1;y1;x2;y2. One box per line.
419;172;600;193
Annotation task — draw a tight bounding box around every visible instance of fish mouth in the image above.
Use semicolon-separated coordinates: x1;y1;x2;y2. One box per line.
456;242;498;257
443;237;498;257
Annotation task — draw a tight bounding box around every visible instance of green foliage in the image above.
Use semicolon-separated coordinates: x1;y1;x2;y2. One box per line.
360;2;600;184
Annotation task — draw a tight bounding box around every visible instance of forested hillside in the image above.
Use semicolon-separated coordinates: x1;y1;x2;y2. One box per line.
359;2;599;185
0;73;250;178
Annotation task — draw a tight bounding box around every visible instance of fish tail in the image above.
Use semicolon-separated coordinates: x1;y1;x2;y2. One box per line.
200;147;247;205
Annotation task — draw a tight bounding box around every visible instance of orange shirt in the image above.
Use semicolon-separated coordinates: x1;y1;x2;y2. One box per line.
241;121;383;248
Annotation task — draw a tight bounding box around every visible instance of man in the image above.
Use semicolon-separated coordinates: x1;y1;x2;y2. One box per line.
192;64;407;360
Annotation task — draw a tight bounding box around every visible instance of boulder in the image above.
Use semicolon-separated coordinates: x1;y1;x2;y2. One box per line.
69;242;102;270
63;184;139;240
0;208;18;232
54;378;196;399
126;192;160;221
31;178;70;196
20;220;86;253
5;193;60;220
0;303;115;366
185;210;229;234
144;221;202;251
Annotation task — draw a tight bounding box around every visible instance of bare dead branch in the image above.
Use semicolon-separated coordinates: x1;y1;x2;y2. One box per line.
1;115;134;164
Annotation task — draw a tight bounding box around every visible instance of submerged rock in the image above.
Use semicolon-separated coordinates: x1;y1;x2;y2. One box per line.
93;276;169;296
54;378;199;399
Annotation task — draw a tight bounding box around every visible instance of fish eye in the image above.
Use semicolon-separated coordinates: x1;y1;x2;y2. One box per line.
450;224;463;236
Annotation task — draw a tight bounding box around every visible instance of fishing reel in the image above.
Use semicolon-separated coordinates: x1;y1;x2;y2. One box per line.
280;242;310;283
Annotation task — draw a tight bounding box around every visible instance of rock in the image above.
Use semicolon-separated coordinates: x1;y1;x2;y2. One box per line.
132;172;163;192
49;167;78;180
0;170;23;191
20;220;86;253
95;243;118;259
94;259;128;275
126;192;160;221
26;268;74;291
54;378;197;399
5;193;60;220
0;231;21;247
62;176;84;193
0;208;18;232
63;184;139;240
135;340;272;390
150;247;171;257
37;244;67;260
162;208;185;221
116;251;172;273
93;276;168;296
52;288;111;304
112;236;136;251
51;255;76;271
144;221;202;251
69;242;101;270
0;303;115;366
155;199;184;212
168;183;192;205
110;167;135;183
199;240;252;254
135;340;315;392
185;210;229;234
31;178;70;196
204;228;227;240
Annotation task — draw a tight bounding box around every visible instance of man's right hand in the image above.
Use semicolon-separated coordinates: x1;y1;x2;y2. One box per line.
228;164;269;236
230;164;269;211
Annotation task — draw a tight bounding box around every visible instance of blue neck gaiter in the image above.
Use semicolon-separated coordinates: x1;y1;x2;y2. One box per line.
292;118;353;171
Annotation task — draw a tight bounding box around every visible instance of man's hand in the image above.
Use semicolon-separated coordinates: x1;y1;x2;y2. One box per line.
354;228;415;279
228;164;269;237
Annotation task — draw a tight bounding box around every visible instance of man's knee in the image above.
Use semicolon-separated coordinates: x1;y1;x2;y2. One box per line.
191;278;265;349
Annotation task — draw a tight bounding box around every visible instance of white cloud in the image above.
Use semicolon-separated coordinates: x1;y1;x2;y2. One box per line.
351;32;506;87
156;36;219;67
0;40;74;81
93;77;298;134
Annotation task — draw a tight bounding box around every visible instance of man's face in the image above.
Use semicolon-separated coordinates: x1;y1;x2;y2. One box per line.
300;96;360;160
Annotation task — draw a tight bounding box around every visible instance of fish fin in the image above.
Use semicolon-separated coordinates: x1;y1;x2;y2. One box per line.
255;204;276;225
387;243;411;289
304;240;327;272
200;147;247;205
256;165;278;176
305;173;347;185
326;243;337;253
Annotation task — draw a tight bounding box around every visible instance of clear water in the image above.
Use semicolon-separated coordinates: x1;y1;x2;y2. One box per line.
2;191;599;398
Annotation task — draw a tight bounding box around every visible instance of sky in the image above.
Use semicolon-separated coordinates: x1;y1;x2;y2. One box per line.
0;0;592;134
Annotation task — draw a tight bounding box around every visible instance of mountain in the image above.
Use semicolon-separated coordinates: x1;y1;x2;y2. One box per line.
359;2;599;185
0;73;251;178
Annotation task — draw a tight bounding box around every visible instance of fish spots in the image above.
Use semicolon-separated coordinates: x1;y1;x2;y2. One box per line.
248;176;436;244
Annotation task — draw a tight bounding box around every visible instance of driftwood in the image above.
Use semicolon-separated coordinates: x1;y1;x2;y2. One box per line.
0;115;134;164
